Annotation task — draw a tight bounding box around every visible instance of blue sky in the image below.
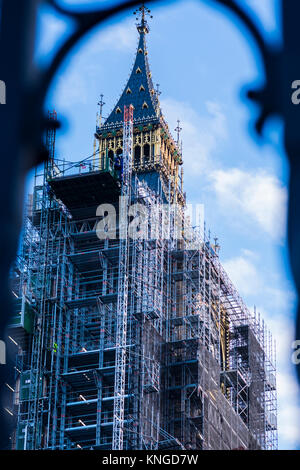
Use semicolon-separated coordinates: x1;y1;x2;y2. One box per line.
30;0;300;449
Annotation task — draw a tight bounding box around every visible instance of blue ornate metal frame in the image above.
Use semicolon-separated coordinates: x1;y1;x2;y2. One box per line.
0;0;298;448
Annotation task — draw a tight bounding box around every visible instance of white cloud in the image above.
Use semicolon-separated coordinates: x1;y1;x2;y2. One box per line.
210;168;287;241
48;16;138;108
223;254;262;296
241;248;258;260
161;98;227;177
92;20;137;53
55;67;89;107
264;286;296;314
161;98;287;242
37;11;137;71
223;251;296;322
279;407;300;448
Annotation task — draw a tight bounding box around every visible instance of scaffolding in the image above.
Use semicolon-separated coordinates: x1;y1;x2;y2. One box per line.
113;105;134;449
7;102;277;451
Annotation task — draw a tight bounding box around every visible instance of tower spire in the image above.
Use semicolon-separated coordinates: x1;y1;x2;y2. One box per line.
104;3;158;125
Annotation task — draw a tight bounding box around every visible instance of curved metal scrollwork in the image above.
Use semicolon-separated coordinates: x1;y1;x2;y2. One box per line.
210;0;280;135
1;0;300;450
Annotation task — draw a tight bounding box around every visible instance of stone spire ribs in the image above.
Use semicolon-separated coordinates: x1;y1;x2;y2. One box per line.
104;7;159;126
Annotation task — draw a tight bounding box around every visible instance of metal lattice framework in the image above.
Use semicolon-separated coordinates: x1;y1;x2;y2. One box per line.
112;105;134;449
7;146;277;450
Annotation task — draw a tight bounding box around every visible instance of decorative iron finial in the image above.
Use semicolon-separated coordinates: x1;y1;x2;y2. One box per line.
97;94;105;127
175;119;182;146
156;83;161;96
134;3;153;34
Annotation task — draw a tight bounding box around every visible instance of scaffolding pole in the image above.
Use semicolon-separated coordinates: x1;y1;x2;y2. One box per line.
112;104;134;450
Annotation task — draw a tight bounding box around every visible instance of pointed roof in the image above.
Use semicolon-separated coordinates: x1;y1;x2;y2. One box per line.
104;11;161;126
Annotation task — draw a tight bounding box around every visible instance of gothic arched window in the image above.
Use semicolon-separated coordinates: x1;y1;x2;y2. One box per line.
143;143;150;164
108;149;114;162
134;146;141;166
101;152;105;170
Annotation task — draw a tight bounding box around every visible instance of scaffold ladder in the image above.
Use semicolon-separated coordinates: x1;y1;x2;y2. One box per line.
112;104;134;450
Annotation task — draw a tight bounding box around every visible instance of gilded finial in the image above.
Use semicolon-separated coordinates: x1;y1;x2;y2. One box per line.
133;3;153;34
